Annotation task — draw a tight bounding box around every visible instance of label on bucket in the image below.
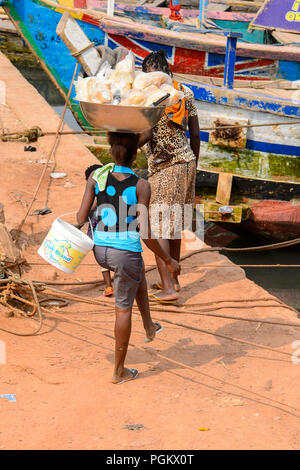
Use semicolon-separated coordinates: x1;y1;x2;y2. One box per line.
39;230;87;272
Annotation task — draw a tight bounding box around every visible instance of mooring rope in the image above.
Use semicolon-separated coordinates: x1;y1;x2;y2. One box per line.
2;118;300;142
13;62;79;240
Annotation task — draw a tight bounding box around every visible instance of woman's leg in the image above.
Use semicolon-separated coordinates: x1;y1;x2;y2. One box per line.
170;239;181;291
153;238;178;301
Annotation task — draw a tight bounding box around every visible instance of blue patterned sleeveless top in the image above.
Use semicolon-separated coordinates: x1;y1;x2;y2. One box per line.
93;166;142;253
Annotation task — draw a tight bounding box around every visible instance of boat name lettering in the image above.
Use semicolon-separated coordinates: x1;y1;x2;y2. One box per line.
286;0;300;22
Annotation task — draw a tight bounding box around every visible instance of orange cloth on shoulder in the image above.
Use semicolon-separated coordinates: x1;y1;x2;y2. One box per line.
164;80;188;129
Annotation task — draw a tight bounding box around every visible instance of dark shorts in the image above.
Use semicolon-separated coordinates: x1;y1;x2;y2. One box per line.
93;245;144;309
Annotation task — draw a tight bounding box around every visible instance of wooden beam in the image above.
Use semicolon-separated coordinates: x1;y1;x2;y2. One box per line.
216;173;233;205
213;0;263;6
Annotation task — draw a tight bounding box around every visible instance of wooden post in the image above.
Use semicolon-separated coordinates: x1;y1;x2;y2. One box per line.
223;32;243;89
216;173;233;205
0;203;21;264
0;203;5;224
199;0;208;29
107;0;115;17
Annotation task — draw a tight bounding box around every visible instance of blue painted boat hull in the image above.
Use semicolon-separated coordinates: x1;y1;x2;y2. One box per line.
2;0;300;193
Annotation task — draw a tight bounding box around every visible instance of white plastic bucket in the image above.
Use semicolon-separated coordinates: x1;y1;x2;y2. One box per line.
38;218;94;274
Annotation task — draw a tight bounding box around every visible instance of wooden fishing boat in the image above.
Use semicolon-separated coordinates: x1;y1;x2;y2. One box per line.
2;0;300;79
1;0;299;242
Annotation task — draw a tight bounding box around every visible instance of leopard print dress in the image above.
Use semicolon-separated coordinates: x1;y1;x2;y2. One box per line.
145;85;198;239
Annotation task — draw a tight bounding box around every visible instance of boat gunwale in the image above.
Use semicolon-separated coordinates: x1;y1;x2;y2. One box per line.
3;0;300;62
88;0;255;22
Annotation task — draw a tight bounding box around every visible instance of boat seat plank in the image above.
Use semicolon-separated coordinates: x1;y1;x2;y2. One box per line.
152;0;166;6
237;87;300;102
216;172;233;205
207;3;228;12
173;73;299;91
272;30;300;46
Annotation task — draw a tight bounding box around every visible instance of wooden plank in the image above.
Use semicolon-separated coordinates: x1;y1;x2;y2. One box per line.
152;0;166;6
174;73;298;90
56;11;101;77
204;202;243;223
0;204;21;263
272;30;300;45
207;3;228;12
216;173;233;205
218;0;263;6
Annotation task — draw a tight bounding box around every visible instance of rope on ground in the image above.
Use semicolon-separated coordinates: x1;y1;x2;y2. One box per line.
181;264;300;268
41;307;300;418
157;317;291;357
2;274;299;415
1;265;299;337
0;279;43;336
26;278;300;322
33;279;105;286
13;62;78;240
145;305;300;328
181;238;300;262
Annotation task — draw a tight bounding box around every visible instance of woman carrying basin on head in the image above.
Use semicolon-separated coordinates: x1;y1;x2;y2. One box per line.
139;50;200;303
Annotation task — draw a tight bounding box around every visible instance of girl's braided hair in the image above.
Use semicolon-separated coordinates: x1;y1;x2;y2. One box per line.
107;132;138;166
142;49;173;77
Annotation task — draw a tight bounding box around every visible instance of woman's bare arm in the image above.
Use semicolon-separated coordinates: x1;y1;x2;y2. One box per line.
138;129;153;148
188;115;200;167
76;175;96;226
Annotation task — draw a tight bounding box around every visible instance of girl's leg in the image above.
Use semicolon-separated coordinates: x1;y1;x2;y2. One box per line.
112;306;134;383
135;267;161;340
102;270;112;288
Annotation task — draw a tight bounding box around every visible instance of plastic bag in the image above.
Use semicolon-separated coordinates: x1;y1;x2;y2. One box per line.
96;60;113;81
75;76;112;103
133;71;156;90
145;88;169;106
160;84;184;106
133;71;172;90
120;89;149;106
115;51;135;74
107;51;135;98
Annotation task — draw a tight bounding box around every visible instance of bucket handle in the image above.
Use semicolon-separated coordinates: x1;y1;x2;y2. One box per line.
55;211;95;242
88;217;94;242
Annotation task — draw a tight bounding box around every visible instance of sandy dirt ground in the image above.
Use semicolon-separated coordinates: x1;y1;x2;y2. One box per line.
0;53;300;451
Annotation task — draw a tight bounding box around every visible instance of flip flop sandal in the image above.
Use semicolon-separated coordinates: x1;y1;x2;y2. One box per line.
104;286;114;297
145;321;164;343
150;282;163;290
151;282;180;292
115;368;138;385
148;293;178;305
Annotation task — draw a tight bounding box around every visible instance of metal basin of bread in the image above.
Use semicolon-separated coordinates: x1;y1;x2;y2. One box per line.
79;101;165;133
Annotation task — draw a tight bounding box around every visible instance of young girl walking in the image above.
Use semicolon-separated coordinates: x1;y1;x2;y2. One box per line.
77;132;180;384
84;164;114;297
